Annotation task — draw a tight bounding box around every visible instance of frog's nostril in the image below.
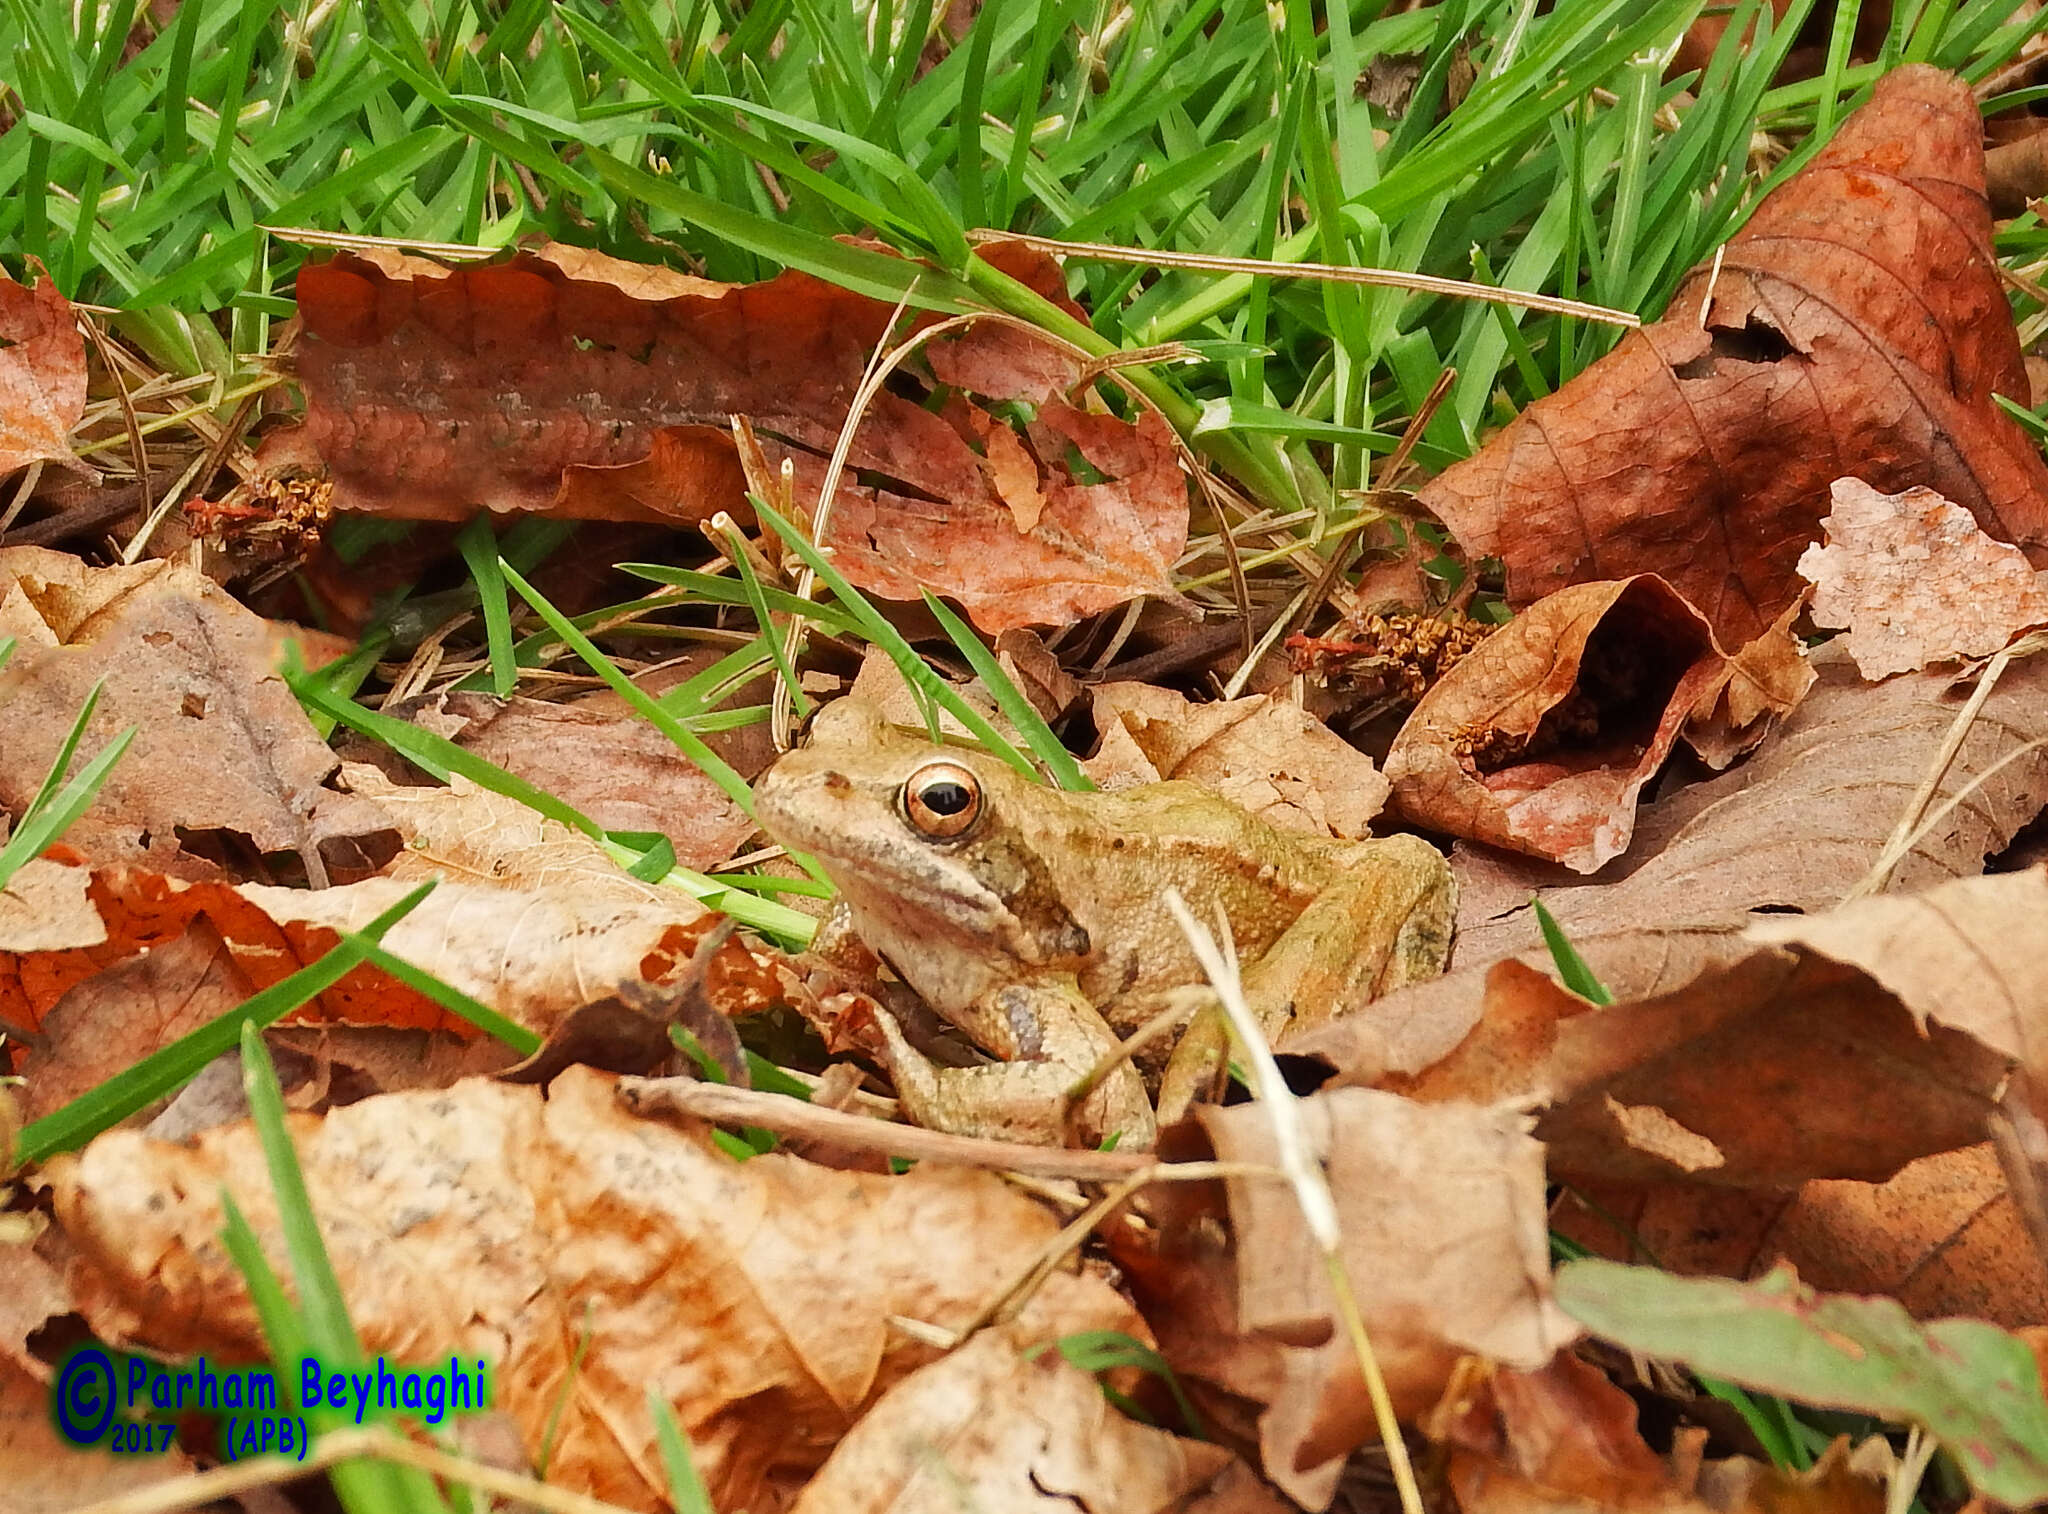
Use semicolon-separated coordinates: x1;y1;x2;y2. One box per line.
824;772;852;794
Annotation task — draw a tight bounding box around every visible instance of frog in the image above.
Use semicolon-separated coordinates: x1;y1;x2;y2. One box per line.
752;702;1456;1149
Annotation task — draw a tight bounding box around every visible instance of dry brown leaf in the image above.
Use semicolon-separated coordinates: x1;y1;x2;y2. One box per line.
0;262;87;478
1799;478;2048;678
16;916;253;1122
0;850;787;1043
1427;1353;1712;1514
0;760;799;1039
1419;66;2048;645
1406;950;2007;1190
789;1317;1233;1513
819;397;1186;630
1389;867;2048;1194
265;242;1188;631
1125;1090;1574;1508
47;1067;1142;1512
1682;599;1816;768
395;692;756;869
1298;641;2048;1084
1553;1142;2048;1329
1084;683;1391;838
0;552;399;882
1385;578;1723;872
995;627;1084;724
0;1357;201;1514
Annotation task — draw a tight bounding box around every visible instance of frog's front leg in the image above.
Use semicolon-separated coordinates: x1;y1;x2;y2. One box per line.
1155;834;1456;1124
868;980;1156;1149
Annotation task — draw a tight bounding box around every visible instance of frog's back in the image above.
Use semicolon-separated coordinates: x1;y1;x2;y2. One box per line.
1050;780;1345;1001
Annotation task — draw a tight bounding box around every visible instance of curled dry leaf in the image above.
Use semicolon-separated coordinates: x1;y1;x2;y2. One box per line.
1085;682;1391;838
0;261;88;478
1681;599;1815;770
265;242;1189;631
1419;66;2048;645
46;1067;1143;1512
1384;577;1723;873
0;547;399;882
1120;1089;1574;1509
1299;640;2048;1086
789;1317;1233;1514
1798;478;2048;679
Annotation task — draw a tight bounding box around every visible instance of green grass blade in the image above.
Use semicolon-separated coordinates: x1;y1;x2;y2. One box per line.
1533;897;1613;1006
918;589;1091;790
0;723;136;892
237;1020;361;1357
455;516;518;698
233;1024;451;1512
648;1394;717;1514
747;495;1038;779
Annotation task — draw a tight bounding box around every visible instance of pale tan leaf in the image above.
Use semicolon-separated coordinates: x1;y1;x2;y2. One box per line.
0;858;103;952
979;414;1048;536
1085;683;1390;839
47;1067;1137;1513
1131;1090;1573;1508
1798;478;2048;678
790;1319;1232;1514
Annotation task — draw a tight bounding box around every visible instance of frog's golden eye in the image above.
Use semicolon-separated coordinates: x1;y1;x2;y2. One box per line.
902;761;982;839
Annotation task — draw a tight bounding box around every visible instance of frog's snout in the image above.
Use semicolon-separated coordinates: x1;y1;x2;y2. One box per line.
753;755;854;846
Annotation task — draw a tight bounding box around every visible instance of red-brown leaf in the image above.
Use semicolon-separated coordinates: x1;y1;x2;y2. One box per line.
264;242;1188;631
0;261;87;477
1419;65;2048;644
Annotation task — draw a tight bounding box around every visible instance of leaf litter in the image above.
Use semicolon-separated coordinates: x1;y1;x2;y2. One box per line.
17;51;2048;1514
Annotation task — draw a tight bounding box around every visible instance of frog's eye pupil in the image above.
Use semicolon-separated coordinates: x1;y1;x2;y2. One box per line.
903;762;982;838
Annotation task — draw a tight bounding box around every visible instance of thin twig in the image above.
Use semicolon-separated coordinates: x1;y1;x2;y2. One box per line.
78;314;152;520
948;1159;1275;1343
617;1075;1149;1180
